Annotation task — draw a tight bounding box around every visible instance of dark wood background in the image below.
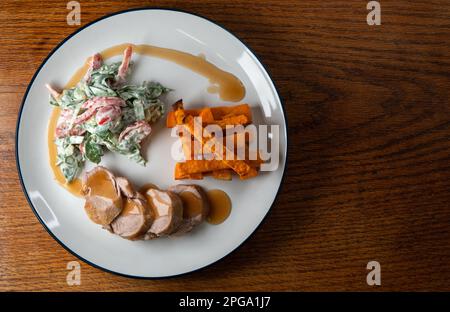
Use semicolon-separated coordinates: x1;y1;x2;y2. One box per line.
1;0;450;291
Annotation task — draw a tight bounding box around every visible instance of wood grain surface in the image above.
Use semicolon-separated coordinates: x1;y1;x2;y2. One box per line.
1;0;450;291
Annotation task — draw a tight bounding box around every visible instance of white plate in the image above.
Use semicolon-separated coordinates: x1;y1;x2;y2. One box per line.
16;9;287;278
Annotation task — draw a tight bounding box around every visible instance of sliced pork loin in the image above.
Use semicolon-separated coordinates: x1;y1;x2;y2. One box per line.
82;166;208;240
110;177;154;240
82;166;123;225
82;167;153;240
143;188;183;239
110;192;153;240
115;176;135;198
168;184;210;235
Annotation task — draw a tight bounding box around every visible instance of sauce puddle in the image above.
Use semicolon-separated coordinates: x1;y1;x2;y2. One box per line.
48;43;246;196
206;189;232;225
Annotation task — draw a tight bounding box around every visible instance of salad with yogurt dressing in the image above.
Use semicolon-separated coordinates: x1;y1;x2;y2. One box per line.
46;46;170;182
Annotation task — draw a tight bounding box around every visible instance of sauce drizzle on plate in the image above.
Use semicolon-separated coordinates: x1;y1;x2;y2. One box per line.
206;189;232;224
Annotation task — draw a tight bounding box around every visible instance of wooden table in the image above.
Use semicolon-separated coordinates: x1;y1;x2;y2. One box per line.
1;0;450;291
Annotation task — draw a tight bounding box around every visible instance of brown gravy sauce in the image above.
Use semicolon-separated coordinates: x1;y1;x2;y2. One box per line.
85;169;117;199
122;198;139;216
178;191;204;219
48;43;246;196
102;43;245;102
207;84;220;94
205;189;232;225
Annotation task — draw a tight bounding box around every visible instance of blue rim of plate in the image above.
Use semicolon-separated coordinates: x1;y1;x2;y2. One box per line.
15;7;289;279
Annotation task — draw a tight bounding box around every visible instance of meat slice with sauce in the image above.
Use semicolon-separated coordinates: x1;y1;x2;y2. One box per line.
143;188;183;239
115;176;135;198
168;184;210;235
109;177;154;240
110;192;153;240
82;167;153;240
82;166;123;225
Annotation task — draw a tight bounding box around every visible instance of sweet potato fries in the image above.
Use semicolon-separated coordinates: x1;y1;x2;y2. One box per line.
167;100;262;180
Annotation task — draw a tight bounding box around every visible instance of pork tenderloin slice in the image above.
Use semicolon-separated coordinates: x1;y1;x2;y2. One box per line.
110;192;153;240
82;166;123;225
115;176;135;198
144;189;183;238
168;184;210;235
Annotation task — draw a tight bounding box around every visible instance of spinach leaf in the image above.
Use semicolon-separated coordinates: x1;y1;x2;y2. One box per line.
84;136;104;164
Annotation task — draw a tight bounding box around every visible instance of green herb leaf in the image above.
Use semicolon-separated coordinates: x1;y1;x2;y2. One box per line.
84;136;104;164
